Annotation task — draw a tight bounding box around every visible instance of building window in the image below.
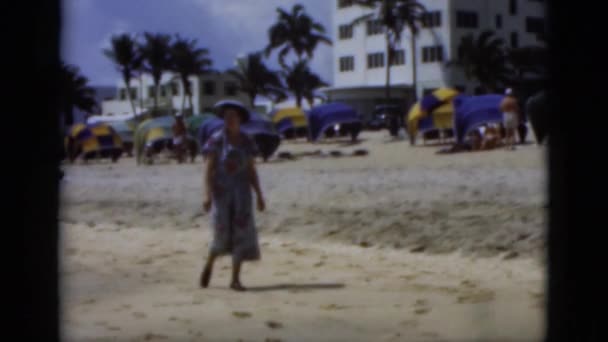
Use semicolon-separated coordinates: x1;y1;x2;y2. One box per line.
456;11;478;29
338;0;352;9
422;11;441;28
147;86;154;98
203;81;215;95
390;49;406;66
422;46;444;63
366;19;384;36
496;14;502;29
509;0;517;15
224;82;238;96
339;56;355;72
526;17;545;34
511;32;519;48
130;88;137;100
160;86;167;97
367;52;385;69
338;24;353;40
119;88;126;100
170;82;179;96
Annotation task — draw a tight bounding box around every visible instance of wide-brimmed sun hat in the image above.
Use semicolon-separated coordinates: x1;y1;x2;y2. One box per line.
213;100;250;123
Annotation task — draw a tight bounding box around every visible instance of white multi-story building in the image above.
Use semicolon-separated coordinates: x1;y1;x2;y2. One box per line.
324;0;546;119
101;72;250;117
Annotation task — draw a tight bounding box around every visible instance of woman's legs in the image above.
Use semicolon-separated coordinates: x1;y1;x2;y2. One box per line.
230;258;246;291
200;252;217;288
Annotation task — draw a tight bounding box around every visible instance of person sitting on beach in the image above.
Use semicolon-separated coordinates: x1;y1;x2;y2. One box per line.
200;100;266;292
500;88;521;150
481;125;501;150
172;114;187;163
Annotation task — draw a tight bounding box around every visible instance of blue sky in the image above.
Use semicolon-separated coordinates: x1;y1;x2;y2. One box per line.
62;0;333;86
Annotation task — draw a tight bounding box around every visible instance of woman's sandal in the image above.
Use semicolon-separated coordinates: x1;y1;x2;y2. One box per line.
200;268;212;288
230;282;247;292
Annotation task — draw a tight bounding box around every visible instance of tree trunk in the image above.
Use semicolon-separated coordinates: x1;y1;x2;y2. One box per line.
154;81;159;112
385;38;392;103
249;91;256;108
181;79;187;115
410;33;418;102
138;75;144;113
296;92;302;108
123;73;137;116
188;93;193;115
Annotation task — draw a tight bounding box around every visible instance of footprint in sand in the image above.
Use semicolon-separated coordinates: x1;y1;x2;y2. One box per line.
265;321;284;329
413;299;431;315
81;298;96;305
456;290;495;304
232;311;252;319
143;333;169;340
289;248;309;256
313;261;325;268
133;312;147;319
399;274;417;281
460;279;477;288
320;304;349;311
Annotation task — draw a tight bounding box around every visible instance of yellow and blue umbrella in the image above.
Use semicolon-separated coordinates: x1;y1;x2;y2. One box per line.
407;88;459;138
270;107;308;135
66;122;123;159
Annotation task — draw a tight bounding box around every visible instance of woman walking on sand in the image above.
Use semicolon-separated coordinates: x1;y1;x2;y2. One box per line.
200;100;266;291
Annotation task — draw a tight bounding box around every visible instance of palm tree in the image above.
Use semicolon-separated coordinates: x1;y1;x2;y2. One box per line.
228;52;287;108
352;0;426;102
139;32;172;112
103;33;142;116
265;4;332;67
448;30;510;93
170;35;212;115
507;45;547;84
282;59;328;108
58;63;97;127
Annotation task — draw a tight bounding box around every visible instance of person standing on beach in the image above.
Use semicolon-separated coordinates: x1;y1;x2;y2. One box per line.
172;113;187;163
200;100;266;292
500;88;520;150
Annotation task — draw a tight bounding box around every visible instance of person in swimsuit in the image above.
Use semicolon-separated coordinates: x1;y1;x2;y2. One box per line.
200;100;266;292
500;88;521;150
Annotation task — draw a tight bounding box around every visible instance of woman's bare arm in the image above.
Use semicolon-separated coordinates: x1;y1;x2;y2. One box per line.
204;155;216;202
248;159;263;199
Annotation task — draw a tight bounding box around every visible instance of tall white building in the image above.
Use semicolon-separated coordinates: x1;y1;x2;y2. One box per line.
324;0;546;119
101;72;250;117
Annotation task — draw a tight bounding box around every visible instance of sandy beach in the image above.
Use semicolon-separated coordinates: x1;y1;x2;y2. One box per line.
61;131;546;341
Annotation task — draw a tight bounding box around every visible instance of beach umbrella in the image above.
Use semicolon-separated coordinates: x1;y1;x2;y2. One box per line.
66;122;123;161
134;116;175;164
453;94;505;143
107;120;135;143
407;88;460;143
307;103;362;142
420;87;460;113
186;113;215;137
270;107;308;136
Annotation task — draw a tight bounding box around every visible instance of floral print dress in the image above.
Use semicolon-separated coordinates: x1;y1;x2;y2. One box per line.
202;130;261;262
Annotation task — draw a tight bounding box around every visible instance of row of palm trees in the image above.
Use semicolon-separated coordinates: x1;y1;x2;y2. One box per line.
102;4;332;115
231;4;332;108
104;32;212;116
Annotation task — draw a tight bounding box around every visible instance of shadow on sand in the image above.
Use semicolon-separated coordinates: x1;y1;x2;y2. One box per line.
246;283;345;292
